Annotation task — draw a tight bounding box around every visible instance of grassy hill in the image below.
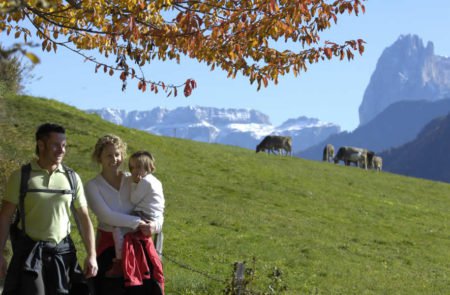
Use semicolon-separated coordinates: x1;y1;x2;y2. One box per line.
1;94;450;294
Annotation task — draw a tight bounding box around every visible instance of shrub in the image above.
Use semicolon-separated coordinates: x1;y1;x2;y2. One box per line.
0;44;34;94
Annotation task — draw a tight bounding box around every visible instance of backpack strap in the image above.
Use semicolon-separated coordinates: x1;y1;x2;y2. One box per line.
62;164;78;204
63;164;82;234
14;163;32;234
13;163;80;237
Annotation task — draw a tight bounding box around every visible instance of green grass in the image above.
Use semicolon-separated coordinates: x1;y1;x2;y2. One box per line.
1;93;450;294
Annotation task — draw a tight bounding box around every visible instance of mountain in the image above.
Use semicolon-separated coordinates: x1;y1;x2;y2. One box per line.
87;106;340;152
380;112;450;182
300;98;450;160
359;34;450;126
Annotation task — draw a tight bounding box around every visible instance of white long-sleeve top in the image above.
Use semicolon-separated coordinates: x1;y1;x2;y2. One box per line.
85;172;141;232
130;173;165;234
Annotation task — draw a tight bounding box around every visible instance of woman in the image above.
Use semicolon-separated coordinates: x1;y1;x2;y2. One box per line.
85;134;164;295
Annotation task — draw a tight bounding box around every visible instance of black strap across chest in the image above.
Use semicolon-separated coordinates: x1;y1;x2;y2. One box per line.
15;163;79;235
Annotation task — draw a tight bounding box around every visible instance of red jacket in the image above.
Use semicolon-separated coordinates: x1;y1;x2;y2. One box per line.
97;230;165;292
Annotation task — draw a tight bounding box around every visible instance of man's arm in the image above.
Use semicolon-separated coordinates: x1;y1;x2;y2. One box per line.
0;201;17;278
75;206;98;278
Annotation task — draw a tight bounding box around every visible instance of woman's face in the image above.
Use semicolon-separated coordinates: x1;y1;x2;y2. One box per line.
100;143;123;171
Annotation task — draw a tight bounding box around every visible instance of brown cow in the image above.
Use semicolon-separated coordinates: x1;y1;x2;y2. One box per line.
366;150;375;169
334;146;368;169
256;135;292;156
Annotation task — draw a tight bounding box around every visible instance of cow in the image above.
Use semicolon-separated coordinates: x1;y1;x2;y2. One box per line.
372;156;383;171
367;150;375;169
334;146;368;169
322;144;335;162
256;135;292;156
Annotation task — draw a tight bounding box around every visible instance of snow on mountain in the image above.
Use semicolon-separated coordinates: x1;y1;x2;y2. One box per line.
86;106;340;153
277;116;336;131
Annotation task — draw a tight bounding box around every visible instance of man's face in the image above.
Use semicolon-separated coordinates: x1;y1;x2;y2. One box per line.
38;132;66;166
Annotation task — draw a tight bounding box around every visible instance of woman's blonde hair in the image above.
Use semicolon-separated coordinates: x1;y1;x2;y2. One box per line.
92;134;127;163
129;151;156;173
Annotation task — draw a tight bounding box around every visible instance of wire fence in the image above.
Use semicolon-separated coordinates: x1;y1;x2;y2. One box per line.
162;251;227;283
161;252;251;295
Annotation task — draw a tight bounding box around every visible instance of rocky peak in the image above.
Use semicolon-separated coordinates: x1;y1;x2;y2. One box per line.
358;34;450;126
161;106;271;125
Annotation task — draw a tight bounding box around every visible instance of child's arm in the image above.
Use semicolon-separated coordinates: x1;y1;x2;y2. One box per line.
134;175;165;233
130;181;146;205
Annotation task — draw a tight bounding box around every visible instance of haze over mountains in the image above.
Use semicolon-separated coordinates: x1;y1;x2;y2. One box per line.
380;112;450;182
300;98;450;160
89;34;450;182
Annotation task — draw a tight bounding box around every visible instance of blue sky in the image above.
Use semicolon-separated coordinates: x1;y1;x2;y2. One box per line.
6;0;450;131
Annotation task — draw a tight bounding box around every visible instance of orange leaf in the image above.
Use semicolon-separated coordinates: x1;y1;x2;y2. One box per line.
190;79;197;89
120;71;127;81
184;83;192;97
324;48;332;59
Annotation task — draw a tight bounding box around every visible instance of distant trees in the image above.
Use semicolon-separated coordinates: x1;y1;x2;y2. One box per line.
1;0;366;96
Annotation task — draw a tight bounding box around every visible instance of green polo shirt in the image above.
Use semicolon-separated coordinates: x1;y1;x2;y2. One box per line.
4;159;87;243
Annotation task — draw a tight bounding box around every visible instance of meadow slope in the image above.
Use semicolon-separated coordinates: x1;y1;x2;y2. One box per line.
1;94;450;294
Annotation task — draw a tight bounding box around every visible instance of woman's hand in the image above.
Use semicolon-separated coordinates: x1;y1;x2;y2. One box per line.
138;220;152;237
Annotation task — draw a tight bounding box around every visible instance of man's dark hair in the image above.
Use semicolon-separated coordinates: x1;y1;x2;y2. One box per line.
35;123;65;155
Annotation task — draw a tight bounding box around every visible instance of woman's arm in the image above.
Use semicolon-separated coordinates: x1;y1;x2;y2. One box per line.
85;181;141;229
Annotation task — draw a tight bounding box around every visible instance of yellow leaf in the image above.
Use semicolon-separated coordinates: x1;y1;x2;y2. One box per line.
25;52;40;64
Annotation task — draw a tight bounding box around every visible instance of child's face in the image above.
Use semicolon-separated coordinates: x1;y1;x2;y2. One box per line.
129;158;149;183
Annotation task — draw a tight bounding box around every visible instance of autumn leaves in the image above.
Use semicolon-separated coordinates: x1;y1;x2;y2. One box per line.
1;0;366;97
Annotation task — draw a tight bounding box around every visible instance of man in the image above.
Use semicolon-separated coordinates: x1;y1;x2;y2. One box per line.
0;123;97;294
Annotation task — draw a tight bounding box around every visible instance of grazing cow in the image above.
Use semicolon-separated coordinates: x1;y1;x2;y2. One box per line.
322;144;335;162
367;150;376;169
372;156;383;171
334;146;368;169
256;135;292;156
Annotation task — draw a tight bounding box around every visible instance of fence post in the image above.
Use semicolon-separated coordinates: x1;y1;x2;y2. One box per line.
233;262;245;295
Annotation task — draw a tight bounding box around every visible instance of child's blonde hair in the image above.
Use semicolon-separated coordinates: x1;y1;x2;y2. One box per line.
129;150;156;173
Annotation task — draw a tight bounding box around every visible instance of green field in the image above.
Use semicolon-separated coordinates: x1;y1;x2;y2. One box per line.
1;93;450;294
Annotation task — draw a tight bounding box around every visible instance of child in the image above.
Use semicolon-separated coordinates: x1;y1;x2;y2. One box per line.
106;151;165;278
